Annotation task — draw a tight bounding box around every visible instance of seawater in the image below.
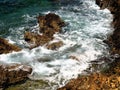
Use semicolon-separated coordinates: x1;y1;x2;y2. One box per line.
0;0;113;89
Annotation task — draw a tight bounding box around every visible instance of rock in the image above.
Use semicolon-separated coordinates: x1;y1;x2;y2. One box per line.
46;41;64;50
24;32;52;49
0;64;32;88
58;73;120;90
95;0;120;54
5;79;50;90
58;1;120;90
37;13;65;36
0;37;21;54
24;13;65;49
65;57;120;90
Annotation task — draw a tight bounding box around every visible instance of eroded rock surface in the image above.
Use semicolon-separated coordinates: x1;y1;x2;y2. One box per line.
24;13;65;49
0;64;32;88
96;0;120;54
58;57;120;90
46;41;64;50
0;37;21;54
58;0;120;90
38;13;65;34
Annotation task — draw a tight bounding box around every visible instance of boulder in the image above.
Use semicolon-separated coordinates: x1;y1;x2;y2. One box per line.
24;13;65;49
37;13;65;36
0;37;21;54
24;32;52;49
58;57;120;90
46;41;64;50
0;64;32;88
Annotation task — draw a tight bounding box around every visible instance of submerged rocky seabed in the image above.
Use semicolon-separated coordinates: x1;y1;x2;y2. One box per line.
0;0;118;90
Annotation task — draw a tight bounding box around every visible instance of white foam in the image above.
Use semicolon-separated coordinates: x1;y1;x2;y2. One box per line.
0;0;113;89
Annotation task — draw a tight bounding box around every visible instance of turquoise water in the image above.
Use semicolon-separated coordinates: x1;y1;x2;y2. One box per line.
0;0;59;37
0;0;113;89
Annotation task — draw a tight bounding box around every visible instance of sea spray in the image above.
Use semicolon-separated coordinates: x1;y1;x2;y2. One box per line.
0;0;113;89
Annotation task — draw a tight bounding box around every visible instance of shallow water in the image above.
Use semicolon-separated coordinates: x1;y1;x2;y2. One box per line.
0;0;113;89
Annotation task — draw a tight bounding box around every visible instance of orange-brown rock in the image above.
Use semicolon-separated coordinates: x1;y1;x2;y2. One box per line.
58;73;120;90
58;1;120;90
24;13;65;49
96;0;120;54
37;13;65;35
24;32;52;49
0;37;21;54
0;64;32;88
58;57;120;90
46;41;64;50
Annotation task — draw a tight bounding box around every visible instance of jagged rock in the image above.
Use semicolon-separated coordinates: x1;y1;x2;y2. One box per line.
58;1;120;90
46;41;64;50
37;13;65;36
96;0;120;54
58;73;120;90
24;32;52;49
58;57;120;90
0;37;21;54
96;0;111;9
24;13;65;49
0;64;32;88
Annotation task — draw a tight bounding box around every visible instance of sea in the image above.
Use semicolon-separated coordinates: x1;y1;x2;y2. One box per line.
0;0;113;90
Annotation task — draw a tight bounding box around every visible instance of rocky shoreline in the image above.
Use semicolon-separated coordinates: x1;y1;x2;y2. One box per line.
1;0;120;89
58;0;120;90
0;13;66;89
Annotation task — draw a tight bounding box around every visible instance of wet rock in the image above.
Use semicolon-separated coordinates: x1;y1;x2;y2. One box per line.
46;41;64;50
0;64;32;88
0;37;21;54
69;55;79;61
58;57;120;90
37;13;65;36
24;32;52;49
96;0;111;9
58;1;120;90
5;79;51;90
58;73;120;90
96;0;120;54
24;13;65;50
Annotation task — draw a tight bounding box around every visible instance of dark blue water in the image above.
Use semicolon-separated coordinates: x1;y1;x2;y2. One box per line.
0;0;60;37
0;0;113;90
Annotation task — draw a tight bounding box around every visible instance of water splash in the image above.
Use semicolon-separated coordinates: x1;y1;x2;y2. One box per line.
0;0;113;89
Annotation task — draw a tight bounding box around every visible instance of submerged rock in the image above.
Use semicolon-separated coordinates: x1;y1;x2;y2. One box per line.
0;64;32;88
24;13;65;50
0;37;21;54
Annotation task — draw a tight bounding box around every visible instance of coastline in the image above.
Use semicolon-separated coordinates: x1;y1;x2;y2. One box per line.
58;0;120;90
0;0;118;90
